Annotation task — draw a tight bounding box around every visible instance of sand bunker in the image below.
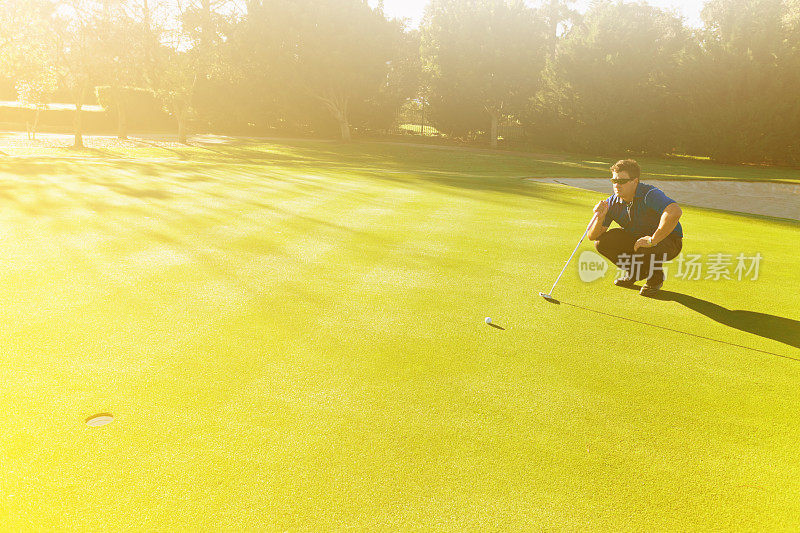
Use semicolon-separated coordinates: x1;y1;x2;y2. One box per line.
526;178;799;221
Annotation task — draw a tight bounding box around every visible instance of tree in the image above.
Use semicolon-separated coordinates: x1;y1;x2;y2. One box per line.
539;0;581;60
53;0;108;148
534;0;692;154
421;0;547;148
684;0;800;164
16;70;58;140
349;27;422;133
241;0;405;141
129;0;229;143
0;1;51;61
93;0;150;139
0;0;57;140
1;0;59;140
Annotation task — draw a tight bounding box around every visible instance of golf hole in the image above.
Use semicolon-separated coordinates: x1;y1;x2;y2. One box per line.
85;413;114;427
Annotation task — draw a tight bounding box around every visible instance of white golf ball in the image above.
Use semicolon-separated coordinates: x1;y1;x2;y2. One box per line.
485;317;492;324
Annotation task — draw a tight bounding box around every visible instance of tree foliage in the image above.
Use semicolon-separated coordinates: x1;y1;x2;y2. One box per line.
1;0;799;163
682;0;800;163
236;0;409;140
530;0;693;154
421;0;548;146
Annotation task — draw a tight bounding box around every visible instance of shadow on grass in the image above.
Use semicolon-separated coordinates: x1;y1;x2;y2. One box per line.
81;177;174;200
196;140;591;205
132;139;191;160
651;290;800;351
555;294;799;361
245;199;374;237
0;140;592;211
63;146;117;158
4;140;799;228
180;140;597;201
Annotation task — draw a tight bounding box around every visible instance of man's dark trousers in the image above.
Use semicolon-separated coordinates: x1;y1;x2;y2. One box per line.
594;228;683;283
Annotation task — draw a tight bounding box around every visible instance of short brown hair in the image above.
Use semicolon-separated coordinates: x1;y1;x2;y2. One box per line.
610;159;640;180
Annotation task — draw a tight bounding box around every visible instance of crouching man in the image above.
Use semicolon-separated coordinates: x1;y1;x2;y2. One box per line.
588;159;683;297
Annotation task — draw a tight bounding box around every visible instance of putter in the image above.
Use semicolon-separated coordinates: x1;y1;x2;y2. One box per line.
539;213;599;302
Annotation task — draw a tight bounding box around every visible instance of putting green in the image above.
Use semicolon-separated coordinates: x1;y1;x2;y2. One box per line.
0;139;798;529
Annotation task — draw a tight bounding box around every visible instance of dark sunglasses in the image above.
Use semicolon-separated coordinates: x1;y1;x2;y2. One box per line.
610;177;634;184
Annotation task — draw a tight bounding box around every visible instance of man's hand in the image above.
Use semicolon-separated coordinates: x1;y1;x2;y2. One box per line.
587;200;609;241
634;236;656;251
593;200;608;219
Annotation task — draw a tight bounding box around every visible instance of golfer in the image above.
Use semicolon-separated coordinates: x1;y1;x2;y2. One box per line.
588;159;683;296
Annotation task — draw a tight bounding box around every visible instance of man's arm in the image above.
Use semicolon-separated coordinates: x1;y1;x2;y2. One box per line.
588;200;609;241
634;202;682;250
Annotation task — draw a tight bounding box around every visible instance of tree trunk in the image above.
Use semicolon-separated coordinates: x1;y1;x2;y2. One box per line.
177;104;188;144
489;110;499;149
118;104;128;139
73;87;84;148
317;92;351;142
32;107;40;140
115;86;128;139
329;103;351;142
339;119;351;142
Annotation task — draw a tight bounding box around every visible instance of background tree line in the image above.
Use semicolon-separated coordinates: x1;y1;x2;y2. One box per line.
2;0;799;164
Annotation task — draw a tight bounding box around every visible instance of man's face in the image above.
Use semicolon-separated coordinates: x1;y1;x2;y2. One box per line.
611;170;638;200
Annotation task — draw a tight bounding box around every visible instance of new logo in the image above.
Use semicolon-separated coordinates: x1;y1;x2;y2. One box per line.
578;251;608;282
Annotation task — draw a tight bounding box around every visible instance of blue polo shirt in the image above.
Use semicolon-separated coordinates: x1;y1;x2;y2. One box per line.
602;182;683;238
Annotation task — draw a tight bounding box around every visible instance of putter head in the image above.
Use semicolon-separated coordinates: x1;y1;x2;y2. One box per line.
539;292;560;304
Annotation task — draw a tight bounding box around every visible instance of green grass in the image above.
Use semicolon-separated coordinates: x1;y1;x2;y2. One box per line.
1;138;799;529
3;133;800;182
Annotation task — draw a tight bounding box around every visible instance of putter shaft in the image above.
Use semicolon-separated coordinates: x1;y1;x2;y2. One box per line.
545;213;598;298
